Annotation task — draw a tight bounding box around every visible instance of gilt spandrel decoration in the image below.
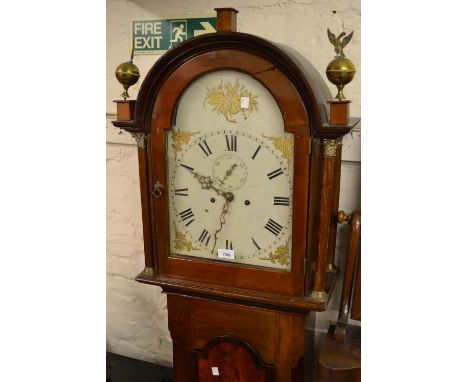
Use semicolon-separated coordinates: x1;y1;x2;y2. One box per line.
171;130;199;158
260;236;291;266
204;79;258;123
173;221;200;252
262;134;294;168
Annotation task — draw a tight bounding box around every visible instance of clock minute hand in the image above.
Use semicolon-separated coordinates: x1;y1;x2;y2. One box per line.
212;198;230;253
189;171;234;252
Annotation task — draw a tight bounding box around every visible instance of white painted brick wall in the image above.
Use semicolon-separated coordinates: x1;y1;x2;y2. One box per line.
107;0;360;367
106;129;173;366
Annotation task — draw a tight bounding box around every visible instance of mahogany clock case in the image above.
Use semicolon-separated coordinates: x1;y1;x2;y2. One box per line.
111;16;358;380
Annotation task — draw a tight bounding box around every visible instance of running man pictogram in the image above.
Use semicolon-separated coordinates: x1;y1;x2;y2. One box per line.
169;22;187;48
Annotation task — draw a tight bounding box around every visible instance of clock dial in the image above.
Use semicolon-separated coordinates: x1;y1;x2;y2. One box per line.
167;71;294;270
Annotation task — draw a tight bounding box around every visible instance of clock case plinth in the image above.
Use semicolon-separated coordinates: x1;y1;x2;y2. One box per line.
112;17;358;382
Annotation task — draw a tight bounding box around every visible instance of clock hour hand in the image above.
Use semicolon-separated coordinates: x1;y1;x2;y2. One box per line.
191;171;231;199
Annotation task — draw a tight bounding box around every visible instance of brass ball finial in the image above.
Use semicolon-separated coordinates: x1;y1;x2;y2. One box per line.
115;50;140;100
325;29;356;100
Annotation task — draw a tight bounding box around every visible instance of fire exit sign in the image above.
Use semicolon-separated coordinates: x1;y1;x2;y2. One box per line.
132;17;217;54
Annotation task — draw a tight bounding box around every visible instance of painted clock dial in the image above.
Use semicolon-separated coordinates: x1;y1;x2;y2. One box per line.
167;70;294;270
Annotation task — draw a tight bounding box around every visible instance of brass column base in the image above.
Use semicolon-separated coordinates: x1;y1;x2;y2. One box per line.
311;290;328;301
326;264;337;273
142;266;155;276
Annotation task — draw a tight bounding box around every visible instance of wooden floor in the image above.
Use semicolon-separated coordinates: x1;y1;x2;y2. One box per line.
107;352;173;382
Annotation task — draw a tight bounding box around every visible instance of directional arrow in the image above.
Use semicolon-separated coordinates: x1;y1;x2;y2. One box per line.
194;21;216;36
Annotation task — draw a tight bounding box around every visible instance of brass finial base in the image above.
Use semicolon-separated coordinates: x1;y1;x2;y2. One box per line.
120;86;130;100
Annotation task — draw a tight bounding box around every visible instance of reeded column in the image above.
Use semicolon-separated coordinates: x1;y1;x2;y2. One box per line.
311;138;341;300
326;139;343;272
131;131;155;277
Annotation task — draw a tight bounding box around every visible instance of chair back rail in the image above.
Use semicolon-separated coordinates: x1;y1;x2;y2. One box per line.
334;210;361;342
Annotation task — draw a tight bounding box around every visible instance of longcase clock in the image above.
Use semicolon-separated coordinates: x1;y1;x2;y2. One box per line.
112;8;359;381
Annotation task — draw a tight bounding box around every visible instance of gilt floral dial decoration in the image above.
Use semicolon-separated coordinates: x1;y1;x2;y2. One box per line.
204;79;258;123
167;70;294;270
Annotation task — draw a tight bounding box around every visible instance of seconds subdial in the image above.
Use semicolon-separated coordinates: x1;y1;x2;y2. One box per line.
212;153;248;191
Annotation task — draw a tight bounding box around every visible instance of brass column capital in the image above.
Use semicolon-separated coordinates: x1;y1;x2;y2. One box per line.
322;137;343;157
131;132;148;148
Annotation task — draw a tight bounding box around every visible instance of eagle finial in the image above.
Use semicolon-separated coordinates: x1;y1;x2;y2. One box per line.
327;28;354;58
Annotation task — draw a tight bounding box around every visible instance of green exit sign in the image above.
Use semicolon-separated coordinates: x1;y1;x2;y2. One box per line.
132;17;217;54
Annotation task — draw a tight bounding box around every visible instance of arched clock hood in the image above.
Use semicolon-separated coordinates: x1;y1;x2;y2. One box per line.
131;32;341;137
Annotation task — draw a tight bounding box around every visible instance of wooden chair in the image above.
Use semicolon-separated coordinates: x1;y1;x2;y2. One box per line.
316;210;361;382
